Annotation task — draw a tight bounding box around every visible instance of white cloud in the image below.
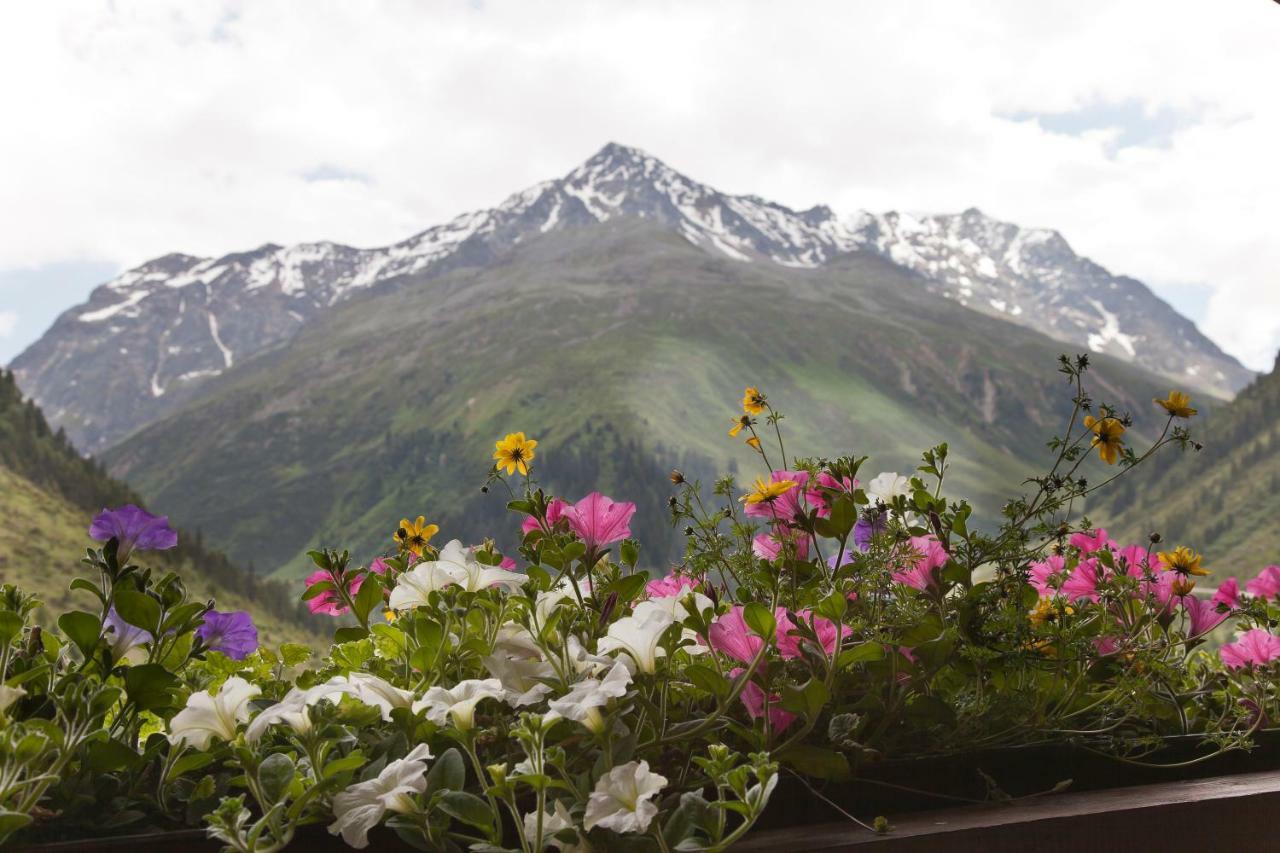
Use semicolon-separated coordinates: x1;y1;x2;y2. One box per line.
0;311;16;338
0;1;1276;369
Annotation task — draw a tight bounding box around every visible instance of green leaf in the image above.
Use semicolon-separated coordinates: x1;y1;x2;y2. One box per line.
86;738;143;772
438;791;495;831
664;791;713;846
837;642;884;668
58;611;102;658
827;495;856;539
779;678;828;718
258;753;296;805
607;573;649;604
619;539;640;568
0;611;22;644
301;580;335;601
333;626;369;645
742;602;776;641
685;664;730;700
0;810;33;841
167;752;215;781
280;643;313;667
322;751;366;779
114;590;162;634
123;664;180;713
69;577;106;602
426;747;466;794
352;572;384;624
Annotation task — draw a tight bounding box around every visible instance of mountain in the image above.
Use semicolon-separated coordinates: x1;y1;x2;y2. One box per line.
0;369;320;641
1095;354;1280;575
11;143;1250;452
98;219;1176;578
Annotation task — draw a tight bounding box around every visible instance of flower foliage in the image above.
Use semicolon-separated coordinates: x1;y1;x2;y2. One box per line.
2;357;1278;851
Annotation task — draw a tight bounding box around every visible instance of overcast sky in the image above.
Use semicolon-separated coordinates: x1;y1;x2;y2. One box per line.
1;1;1277;371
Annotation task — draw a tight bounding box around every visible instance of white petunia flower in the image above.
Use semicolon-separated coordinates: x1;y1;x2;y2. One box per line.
548;660;632;734
341;672;417;719
634;598;711;656
168;676;261;750
522;800;580;851
534;575;592;625
866;472;912;504
583;760;668;834
389;541;527;609
0;685;26;715
328;743;433;849
483;624;555;707
244;680;358;743
566;634;623;677
413;678;505;730
596;609;674;674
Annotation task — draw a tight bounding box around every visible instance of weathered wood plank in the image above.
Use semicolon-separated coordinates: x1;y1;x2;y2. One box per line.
736;770;1280;852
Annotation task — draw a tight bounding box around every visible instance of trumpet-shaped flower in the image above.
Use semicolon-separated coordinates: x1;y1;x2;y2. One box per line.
645;573;698;599
891;536;948;591
866;472;912;505
341;672;417;719
169;676;261;750
1028;554;1066;597
1061;559;1107;603
196;610;258;660
523;801;578;851
707;606;769;664
535;575;592;624
1246;566;1280;600
597;609;674;674
635;589;713;626
483;624;555;707
389;540;527;609
1211;578;1241;610
413;679;505;730
245;680;361;743
89;504;177;560
563;493;636;552
521;498;569;535
752;530;810;562
583;760;668;833
805;472;855;518
776;610;840;660
548;660;633;733
733;670;797;734
102;606;152;661
305;569;365;616
1183;595;1230;637
328;744;433;849
853;511;887;551
1219;629;1280;670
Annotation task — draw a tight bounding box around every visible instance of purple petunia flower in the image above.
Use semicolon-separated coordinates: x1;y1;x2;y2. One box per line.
853;511;887;552
89;504;178;561
103;606;153;660
196;610;259;660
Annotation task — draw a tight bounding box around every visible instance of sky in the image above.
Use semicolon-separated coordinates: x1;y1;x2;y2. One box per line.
1;1;1277;370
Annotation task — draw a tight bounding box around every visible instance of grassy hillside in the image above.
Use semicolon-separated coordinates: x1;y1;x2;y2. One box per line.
1096;356;1280;576
0;369;323;643
103;222;1178;579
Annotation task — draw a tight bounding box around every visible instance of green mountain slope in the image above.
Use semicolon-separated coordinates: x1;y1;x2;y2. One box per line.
0;369;322;642
1096;356;1280;575
103;222;1178;578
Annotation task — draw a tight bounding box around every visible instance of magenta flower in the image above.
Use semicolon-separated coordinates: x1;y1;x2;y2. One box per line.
743;470;811;524
1028;554;1065;597
1182;596;1229;637
1142;570;1178;616
305;569;364;616
752;530;809;562
368;557;391;575
732;669;797;733
197;610;259;660
645;573;699;599
1211;577;1240;610
499;556;518;570
805;472;856;519
89;504;177;561
1115;545;1154;580
1061;558;1107;603
1219;629;1280;670
776;610;840;660
1092;636;1122;656
891;536;948;591
1246;566;1280;600
1069;528;1113;555
708;606;772;663
521;498;569;536
562;492;636;552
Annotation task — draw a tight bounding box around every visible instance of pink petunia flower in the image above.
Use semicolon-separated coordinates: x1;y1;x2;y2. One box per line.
743;470;811;524
645;573;699;599
1211;578;1240;610
752;530;810;562
891;536;948;591
304;569;363;616
1028;554;1065;597
1115;545;1155;580
732;669;797;733
499;556;518;570
1182;595;1230;637
1142;570;1178;616
368;557;391;575
776;610;840;659
1061;558;1107;603
1069;528;1114;555
1245;566;1280;601
521;498;569;536
562;493;637;552
1092;636;1122;656
805;472;856;519
1219;629;1280;670
707;606;769;663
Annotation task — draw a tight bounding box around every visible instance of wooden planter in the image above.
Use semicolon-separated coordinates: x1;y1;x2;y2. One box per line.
21;733;1280;852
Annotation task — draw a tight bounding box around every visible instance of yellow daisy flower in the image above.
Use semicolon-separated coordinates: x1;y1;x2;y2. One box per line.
1083;415;1126;465
1157;545;1209;577
729;415;752;437
1155;391;1197;418
740;477;798;505
742;386;766;416
397;516;439;554
494;432;538;476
